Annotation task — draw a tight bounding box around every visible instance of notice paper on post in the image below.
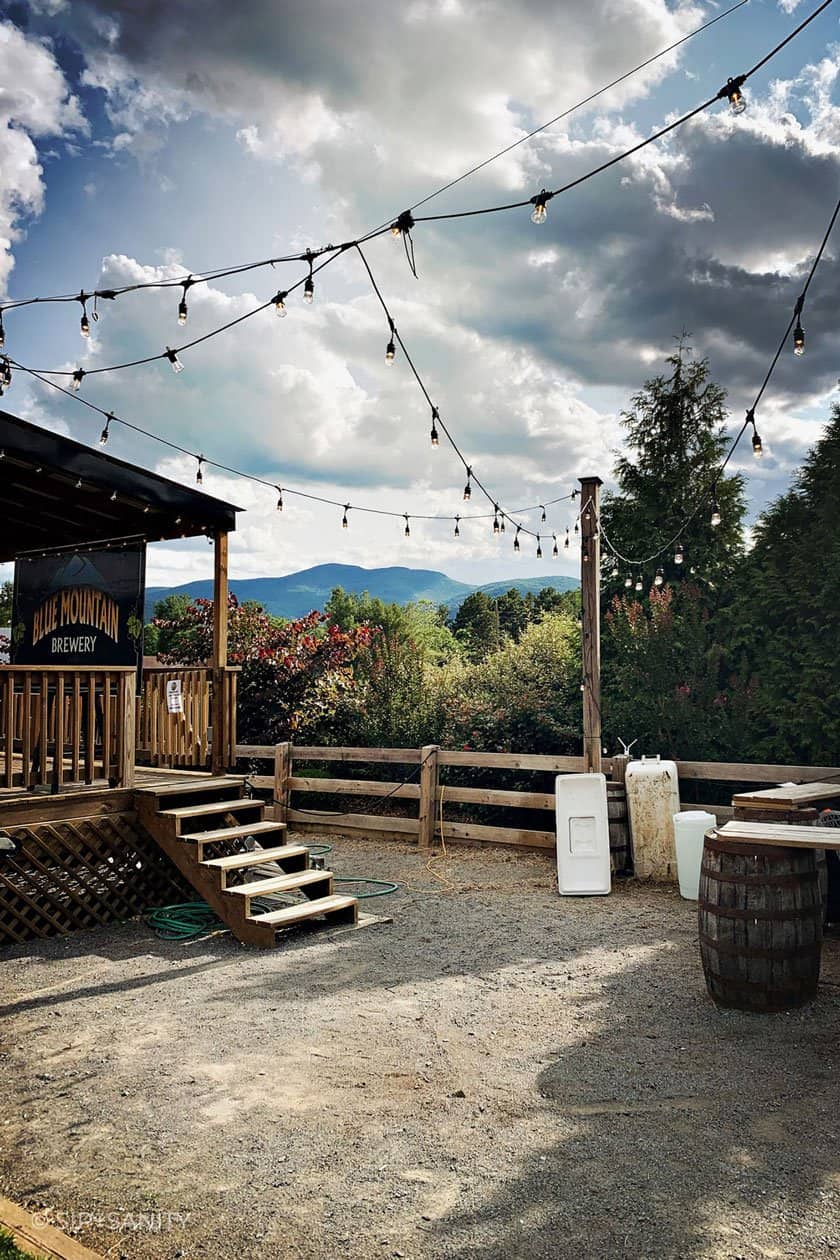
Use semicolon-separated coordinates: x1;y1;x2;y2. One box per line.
166;679;183;714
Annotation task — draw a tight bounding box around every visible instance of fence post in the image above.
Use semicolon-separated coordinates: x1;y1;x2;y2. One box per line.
579;475;603;774
273;742;293;824
418;744;440;849
118;670;136;789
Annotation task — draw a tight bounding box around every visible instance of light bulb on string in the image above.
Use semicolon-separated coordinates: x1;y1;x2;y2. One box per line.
710;501;721;528
611;565;619;579
71;368;85;392
793;322;805;356
654;568;664;587
178;297;188;326
276;487;284;512
390;210;415;238
386;320;396;366
552;534;559;557
273;291;288;318
303;251;315;303
752;429;763;458
99;413;112;446
536;535;542;559
634;575;643;592
493;506;501;536
674;544;684;565
530;189;551;225
564;529;570;550
624;575;632;589
430;408;439;446
454;516;460;538
342;505;350;529
195;457;204;486
165;347;183;374
463;469;472;501
574;520;579;536
513;526;521;553
540;505;547;523
721;76;746;114
500;516;506;534
404;514;411;538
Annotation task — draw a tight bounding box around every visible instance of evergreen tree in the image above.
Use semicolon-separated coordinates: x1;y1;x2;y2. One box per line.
600;342;746;594
0;580;13;625
452;591;500;660
728;407;840;763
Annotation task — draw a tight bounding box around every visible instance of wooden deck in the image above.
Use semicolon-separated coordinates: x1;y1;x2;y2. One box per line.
0;762;217;806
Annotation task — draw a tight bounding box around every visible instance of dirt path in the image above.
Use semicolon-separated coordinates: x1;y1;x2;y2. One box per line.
1;837;839;1259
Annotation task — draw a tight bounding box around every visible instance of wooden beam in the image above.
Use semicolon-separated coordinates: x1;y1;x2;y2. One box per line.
417;744;440;849
274;741;292;823
211;531;229;775
579;475;602;774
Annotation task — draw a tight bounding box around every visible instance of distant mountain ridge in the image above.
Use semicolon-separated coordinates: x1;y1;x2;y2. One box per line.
144;563;578;621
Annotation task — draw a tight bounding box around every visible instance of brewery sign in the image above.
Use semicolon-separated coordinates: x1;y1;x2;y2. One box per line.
12;541;146;669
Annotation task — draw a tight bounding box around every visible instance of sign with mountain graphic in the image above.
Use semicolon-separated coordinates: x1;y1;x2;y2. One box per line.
12;541;146;670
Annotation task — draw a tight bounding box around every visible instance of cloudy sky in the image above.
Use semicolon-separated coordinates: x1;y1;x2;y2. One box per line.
0;0;838;590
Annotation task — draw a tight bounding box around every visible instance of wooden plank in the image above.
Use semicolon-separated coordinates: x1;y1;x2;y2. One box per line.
579;475;602;774
438;785;555;809
676;760;840;783
0;664;134;673
39;671;48;782
21;672;31;789
3;674;12;789
435;819;555;849
118;670;136;788
249;893;357;928
732;782;840;807
293;746;423;764
287;775;421;800
85;674;96;783
54;672;65;787
0;789;135;826
287;808;419;836
438;750;590;771
102;672;112;782
0;1194;105;1260
71;674;81;782
274;741;292;823
716;821;840;850
418;744;440;850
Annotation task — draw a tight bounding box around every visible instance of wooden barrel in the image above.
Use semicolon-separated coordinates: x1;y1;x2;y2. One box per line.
607;782;631;875
699;830;822;1012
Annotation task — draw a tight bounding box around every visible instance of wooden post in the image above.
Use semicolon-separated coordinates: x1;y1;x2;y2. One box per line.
274;742;293;824
579;476;602;775
211;530;229;775
418;744;440;849
118;670;137;788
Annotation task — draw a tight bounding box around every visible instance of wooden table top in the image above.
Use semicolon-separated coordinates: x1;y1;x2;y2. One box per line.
731;781;840;809
716;820;840;851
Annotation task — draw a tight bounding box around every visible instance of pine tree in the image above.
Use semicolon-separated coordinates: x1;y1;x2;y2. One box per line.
599;341;746;594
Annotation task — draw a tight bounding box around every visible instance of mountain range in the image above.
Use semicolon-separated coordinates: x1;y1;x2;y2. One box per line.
144;563;579;621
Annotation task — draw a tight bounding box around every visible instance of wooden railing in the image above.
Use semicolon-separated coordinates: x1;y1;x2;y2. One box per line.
138;666;239;769
0;666;136;791
237;743;618;852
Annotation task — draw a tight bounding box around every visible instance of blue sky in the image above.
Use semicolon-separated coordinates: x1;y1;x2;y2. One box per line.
0;0;838;589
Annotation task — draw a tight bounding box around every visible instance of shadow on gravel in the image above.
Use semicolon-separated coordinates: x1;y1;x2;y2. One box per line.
430;940;840;1260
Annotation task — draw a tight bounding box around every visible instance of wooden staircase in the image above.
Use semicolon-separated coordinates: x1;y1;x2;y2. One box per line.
135;776;358;948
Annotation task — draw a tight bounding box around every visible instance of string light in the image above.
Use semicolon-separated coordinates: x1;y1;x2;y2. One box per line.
500;516;506;534
274;291;288;318
530;189;552;225
404;514;411;537
674;544;684;565
552;534;559;557
276;487;284;512
195;456;204;486
624;575;633;589
611;564;619;578
99;413;113;445
752;429;763;458
303;252;315;303
564;528;570;550
71;368;85;391
342;504;350;529
634;575;643;592
536;534;542;559
514;526;521;552
793;321;805;355
493;506;501;535
710;501;721;527
574;520;580;536
78;293;90;338
540;505;547;523
390;210;415;237
165;347;183;374
178;277;192;326
430;407;440;447
720;75;746;114
454;516;460;537
463;469;472;501
654;567;664;587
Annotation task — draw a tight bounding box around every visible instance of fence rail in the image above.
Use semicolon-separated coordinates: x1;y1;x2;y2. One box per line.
0;666;136;791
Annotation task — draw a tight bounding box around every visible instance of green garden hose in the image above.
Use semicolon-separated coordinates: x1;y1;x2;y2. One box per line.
144;901;222;940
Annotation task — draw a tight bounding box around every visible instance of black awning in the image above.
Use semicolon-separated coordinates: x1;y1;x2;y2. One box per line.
0;409;242;561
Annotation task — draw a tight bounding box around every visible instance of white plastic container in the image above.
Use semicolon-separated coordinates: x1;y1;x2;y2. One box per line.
625;756;680;881
673;810;716;900
555;773;611;896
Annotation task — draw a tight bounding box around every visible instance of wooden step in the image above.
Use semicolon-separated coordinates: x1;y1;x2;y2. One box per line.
136;776;245;799
249;893;358;931
182;820;286;845
202;842;309;887
161;799;264;834
225;869;333;910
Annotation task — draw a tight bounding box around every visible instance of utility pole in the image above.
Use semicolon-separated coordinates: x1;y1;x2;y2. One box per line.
579;476;602;774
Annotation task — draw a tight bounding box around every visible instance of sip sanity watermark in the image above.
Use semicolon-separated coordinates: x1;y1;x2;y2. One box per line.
31;1207;190;1233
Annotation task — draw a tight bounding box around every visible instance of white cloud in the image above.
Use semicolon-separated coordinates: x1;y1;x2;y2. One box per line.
0;21;86;294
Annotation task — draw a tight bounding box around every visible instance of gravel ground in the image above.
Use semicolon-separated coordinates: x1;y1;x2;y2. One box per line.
1;835;840;1260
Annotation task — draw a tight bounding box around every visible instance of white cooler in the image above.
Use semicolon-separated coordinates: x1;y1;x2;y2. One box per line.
673;810;716;900
555;773;611;896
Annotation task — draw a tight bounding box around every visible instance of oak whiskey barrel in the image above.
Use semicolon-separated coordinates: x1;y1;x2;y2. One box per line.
699;830;822;1012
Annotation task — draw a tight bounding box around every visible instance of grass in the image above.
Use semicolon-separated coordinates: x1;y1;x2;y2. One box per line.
0;1228;46;1260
